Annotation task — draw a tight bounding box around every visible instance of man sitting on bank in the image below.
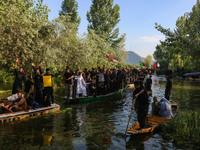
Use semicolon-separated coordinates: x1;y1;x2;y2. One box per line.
0;92;28;112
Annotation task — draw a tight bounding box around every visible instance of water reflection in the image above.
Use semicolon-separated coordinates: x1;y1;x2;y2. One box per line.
0;77;200;149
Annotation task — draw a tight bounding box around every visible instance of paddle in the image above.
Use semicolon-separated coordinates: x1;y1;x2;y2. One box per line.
125;98;136;135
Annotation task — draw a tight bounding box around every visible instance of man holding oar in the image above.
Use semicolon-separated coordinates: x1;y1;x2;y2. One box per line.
132;81;149;129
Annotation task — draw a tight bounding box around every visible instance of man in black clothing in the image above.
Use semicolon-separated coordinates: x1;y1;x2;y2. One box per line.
132;81;149;129
64;68;73;101
32;62;43;105
24;76;34;98
145;76;152;91
110;69;116;92
12;58;26;94
90;77;97;97
72;70;79;99
165;75;172;100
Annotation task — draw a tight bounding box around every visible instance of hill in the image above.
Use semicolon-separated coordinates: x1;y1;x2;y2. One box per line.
125;51;143;65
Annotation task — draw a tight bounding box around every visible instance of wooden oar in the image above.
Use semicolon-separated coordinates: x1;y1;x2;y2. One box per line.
125;98;135;135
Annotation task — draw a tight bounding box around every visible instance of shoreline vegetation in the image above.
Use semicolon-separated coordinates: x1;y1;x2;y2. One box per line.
159;111;200;149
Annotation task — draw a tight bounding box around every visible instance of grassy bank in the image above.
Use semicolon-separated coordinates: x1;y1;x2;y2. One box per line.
159;111;200;148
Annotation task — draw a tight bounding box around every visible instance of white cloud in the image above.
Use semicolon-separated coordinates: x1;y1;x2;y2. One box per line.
139;35;165;43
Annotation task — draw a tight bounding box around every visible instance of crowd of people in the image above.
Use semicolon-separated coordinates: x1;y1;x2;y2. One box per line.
0;57;174;133
0;58;155;113
61;66;154;103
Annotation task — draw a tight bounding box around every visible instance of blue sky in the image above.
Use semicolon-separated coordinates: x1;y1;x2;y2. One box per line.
43;0;197;58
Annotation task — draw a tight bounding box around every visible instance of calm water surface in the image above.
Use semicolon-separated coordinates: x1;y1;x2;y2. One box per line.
0;76;200;150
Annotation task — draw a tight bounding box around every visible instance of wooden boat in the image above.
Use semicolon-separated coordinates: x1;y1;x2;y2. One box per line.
0;103;60;124
65;86;128;103
127;103;178;135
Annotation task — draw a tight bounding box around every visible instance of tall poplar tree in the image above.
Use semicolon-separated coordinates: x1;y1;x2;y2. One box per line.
59;0;81;28
87;0;122;48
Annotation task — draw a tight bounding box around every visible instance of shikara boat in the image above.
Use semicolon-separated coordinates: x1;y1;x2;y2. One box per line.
127;103;178;135
0;103;60;124
65;87;127;103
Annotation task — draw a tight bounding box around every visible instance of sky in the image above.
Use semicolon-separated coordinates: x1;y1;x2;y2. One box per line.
43;0;197;58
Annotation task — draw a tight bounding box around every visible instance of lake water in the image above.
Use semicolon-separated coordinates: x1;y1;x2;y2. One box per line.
0;76;200;149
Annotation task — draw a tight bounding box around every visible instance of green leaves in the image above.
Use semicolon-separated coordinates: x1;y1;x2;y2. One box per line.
154;0;200;72
59;0;81;29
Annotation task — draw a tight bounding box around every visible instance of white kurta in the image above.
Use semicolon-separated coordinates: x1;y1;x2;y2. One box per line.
77;75;87;96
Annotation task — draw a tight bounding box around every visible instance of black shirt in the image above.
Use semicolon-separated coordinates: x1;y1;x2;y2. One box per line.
24;80;34;93
73;74;78;85
64;72;72;84
133;86;149;106
13;69;26;86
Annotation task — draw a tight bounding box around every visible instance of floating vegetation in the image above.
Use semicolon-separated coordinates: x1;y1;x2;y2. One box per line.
160;111;200;148
172;85;200;90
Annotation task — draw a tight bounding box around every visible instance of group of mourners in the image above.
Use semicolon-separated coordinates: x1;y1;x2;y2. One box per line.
0;57;173;129
62;66;153;103
0;59;55;113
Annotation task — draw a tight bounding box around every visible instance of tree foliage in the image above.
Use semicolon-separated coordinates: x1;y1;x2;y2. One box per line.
154;0;200;72
0;0;125;80
87;0;121;47
59;0;81;29
144;55;153;68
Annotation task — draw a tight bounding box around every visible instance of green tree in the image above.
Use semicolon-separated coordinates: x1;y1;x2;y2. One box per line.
144;55;153;68
87;0;121;48
59;0;81;28
154;0;200;72
0;0;50;72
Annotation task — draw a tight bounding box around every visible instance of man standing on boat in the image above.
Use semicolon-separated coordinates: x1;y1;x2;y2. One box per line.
12;58;26;94
64;68;73;101
132;81;149;129
32;62;44;105
165;75;172;100
43;68;55;106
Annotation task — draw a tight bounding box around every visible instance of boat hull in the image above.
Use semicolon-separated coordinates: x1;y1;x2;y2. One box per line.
0;104;60;124
66;87;127;103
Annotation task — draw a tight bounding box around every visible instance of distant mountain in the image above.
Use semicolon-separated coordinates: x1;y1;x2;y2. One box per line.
125;51;143;65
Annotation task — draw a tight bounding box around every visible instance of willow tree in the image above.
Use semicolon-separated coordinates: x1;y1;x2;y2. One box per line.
0;0;50;72
59;0;81;29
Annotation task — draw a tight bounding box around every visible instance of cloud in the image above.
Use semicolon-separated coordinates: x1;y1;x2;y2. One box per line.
139;35;165;43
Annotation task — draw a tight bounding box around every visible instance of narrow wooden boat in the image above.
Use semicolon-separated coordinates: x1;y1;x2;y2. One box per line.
65;86;127;103
0;103;60;124
127;103;178;135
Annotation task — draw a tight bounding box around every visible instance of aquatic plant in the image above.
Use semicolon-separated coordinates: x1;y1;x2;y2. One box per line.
160;111;200;148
